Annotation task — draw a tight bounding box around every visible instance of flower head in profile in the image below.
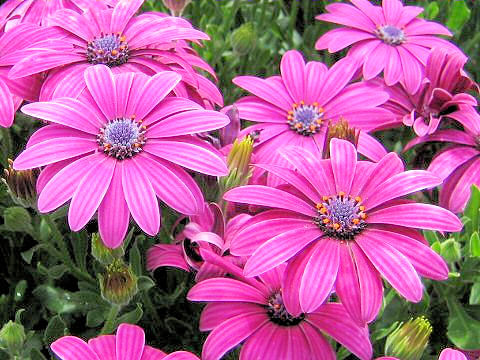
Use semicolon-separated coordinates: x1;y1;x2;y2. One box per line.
224;139;462;325
51;323;200;360
404;108;480;213
187;257;372;360
377;47;478;136
13;65;229;248
8;0;222;107
232;50;393;185
147;202;251;282
316;0;461;94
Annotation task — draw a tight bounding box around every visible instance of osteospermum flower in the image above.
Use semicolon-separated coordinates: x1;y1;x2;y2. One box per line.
187;258;372;360
315;0;461;94
376;47;478;136
404;109;480;213
8;0;222;107
51;323;200;360
224;139;462;325
13;65;229;248
233;50;393;184
147;202;251;282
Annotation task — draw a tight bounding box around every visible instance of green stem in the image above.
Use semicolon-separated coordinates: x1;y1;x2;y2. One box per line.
101;304;121;335
142;292;161;332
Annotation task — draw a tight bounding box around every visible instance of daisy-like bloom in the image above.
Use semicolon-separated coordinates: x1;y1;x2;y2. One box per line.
51;323;200;360
315;0;461;94
187;257;373;360
232;50;393;185
404;108;480;213
8;0;222;107
224;139;462;325
377;348;468;360
147;202;251;282
13;65;229;248
376;47;478;136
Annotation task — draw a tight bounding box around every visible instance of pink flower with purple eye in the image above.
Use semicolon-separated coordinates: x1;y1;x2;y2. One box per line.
147;202;251;282
51;323;200;360
315;0;461;94
404;108;480;213
187;257;373;360
232;50;393;185
375;47;478;136
224;139;462;325
13;65;229;248
8;0;222;107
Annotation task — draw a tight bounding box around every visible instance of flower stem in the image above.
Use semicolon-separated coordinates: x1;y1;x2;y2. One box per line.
101;304;121;335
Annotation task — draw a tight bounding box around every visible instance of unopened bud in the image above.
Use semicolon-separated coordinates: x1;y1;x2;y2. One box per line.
0;320;25;355
2;159;39;208
385;317;432;360
91;233;124;265
99;259;137;306
219;105;240;147
441;239;462;263
323;119;359;158
163;0;191;16
231;23;257;56
219;136;254;193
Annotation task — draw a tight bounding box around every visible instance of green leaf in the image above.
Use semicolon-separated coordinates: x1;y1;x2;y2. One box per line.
71;232;88;271
447;298;480;349
86;308;106;328
446;0;471;33
3;207;33;234
470;232;480;257
129;241;142;276
470;283;480;305
48;265;68;280
14;281;27;302
465;185;480;233
43;315;67;346
33;285;77;314
425;1;439;19
30;348;47;360
20;244;45;264
137;276;155;292
424;230;439;245
115;303;143;326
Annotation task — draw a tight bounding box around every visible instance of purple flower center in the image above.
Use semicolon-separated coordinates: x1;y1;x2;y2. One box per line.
376;25;405;45
86;33;129;67
267;292;304;326
315;193;367;240
97;116;146;159
287;102;324;136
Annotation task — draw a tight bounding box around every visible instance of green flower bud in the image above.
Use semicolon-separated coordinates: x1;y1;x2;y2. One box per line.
91;233;124;265
385;317;432;360
2;159;39;209
99;259;137;306
163;0;191;16
219;135;254;194
0;321;25;355
441;238;462;263
323;119;359;158
231;23;257;56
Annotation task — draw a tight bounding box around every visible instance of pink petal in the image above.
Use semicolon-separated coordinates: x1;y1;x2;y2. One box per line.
300;238;340;313
49;9;94;40
308;303;372;360
145;137;228;176
239;323;290;360
397;45;423;94
146;244;189;272
363;43;389;79
13;137;96;170
244;224;321;277
115;72;135;117
406;19;452;36
9;52;85;79
110;0;144;34
382;0;403;25
304;61;328;104
224;185;316;217
40;63;89;101
316;3;376;32
88;335;116;360
235;96;286;124
200;302;262;331
188;278;267;304
356;231;423;302
428;146;479;181
141;346;168;360
162;351;199;360
68;154;115;231
233;76;293;111
84;65;117;120
299;322;336;360
384;47;403;86
142;97;203;126
280;50;306;103
0;78;14;127
357;132;389;162
329;138;357;194
368;203;463;232
447;157;480;213
116;324;145;360
350;0;385;24
439;349;468;360
122;159;160;236
51;336;100;360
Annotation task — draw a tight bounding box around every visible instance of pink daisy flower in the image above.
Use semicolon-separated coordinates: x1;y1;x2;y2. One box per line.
51;323;200;360
404;108;480;213
8;0;222;107
376;47;478;136
232;49;393;183
147;202;251;282
13;65;229;248
315;0;461;94
224;139;462;325
377;348;469;360
187;256;372;360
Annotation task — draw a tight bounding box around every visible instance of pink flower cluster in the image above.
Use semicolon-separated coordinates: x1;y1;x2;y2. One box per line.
1;0;477;358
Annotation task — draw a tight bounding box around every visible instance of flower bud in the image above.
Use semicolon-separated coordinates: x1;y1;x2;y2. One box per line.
219;105;240;147
2;159;39;208
219;135;254;194
385;317;432;360
323;119;359;158
163;0;191;16
99;259;138;306
231;23;257;56
0;320;25;355
441;238;462;263
91;233;124;265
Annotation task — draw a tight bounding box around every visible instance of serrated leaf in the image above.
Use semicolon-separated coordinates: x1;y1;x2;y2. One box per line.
115;303;143;327
137;276;155;292
43;315;67;345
